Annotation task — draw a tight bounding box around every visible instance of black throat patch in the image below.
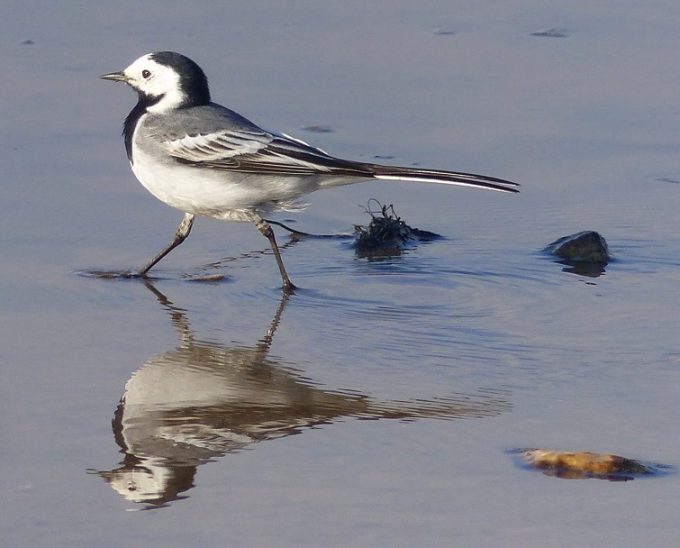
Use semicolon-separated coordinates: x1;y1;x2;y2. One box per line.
123;93;163;163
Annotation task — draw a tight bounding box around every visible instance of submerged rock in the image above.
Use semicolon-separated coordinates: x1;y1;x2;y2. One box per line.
520;449;654;481
544;231;610;276
353;201;440;256
545;231;610;263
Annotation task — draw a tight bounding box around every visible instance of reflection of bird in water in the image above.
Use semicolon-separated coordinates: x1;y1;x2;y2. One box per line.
95;283;511;507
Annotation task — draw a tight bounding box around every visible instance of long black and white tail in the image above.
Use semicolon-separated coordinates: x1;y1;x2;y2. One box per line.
369;164;519;193
268;132;519;192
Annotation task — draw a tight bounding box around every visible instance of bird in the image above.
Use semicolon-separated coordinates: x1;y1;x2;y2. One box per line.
101;51;519;291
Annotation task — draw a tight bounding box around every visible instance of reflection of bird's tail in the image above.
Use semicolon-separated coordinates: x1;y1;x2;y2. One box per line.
356;389;512;421
369;164;520;193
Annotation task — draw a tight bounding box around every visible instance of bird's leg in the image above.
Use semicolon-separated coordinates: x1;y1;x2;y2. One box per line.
253;215;297;292
138;213;195;276
263;219;311;240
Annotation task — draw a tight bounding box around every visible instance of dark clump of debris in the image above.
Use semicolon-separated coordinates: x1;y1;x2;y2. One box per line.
544;230;610;277
353;200;440;257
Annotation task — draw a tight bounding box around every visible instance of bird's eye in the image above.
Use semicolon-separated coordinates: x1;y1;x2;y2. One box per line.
142;69;151;79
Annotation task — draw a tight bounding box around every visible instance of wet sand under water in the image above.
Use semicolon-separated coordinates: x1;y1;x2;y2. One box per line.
2;2;680;547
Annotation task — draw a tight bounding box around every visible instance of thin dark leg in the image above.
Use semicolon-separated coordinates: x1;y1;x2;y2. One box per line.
254;215;296;292
263;219;311;240
139;213;195;276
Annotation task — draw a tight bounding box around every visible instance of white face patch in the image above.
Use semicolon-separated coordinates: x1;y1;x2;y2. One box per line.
122;53;186;113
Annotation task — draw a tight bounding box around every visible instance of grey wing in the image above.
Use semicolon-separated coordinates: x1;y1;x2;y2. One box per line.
163;128;374;177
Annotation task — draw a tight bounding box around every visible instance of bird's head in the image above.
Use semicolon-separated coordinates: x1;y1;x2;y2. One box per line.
101;51;210;112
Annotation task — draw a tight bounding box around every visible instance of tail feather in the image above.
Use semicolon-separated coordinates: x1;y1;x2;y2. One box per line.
369;164;519;193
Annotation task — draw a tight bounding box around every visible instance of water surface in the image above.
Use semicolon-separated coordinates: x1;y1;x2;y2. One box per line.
2;2;680;547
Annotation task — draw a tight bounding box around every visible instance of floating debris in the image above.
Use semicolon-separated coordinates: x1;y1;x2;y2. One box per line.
353;200;440;256
20;39;35;45
266;201;440;254
530;28;570;38
432;28;456;36
300;125;335;134
655;177;680;185
518;449;657;481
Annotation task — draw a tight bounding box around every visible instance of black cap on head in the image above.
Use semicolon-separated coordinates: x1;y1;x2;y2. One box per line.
151;51;210;105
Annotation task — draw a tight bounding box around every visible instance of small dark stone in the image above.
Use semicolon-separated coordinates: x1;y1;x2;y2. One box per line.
184;273;227;283
545;231;610;263
519;449;656;481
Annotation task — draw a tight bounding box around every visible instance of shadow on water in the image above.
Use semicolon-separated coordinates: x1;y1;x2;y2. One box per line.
92;283;511;508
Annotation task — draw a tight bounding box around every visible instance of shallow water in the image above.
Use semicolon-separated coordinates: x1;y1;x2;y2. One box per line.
3;1;680;546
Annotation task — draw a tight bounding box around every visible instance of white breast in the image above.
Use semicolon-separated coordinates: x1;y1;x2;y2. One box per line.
130;114;321;221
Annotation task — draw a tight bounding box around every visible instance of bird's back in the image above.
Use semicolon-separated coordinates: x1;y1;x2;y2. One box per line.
143;102;266;140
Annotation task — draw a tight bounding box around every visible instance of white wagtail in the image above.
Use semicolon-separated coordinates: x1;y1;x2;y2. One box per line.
102;52;519;291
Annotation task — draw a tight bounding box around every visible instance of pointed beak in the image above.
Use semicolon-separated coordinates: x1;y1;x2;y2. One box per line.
100;70;127;82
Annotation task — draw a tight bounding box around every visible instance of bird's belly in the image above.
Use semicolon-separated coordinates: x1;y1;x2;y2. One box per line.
130;148;321;220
